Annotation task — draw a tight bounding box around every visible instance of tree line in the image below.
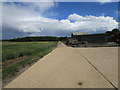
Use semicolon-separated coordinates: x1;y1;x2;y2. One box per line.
7;36;69;42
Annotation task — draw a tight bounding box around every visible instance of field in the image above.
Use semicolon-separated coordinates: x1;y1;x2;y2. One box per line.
2;41;58;80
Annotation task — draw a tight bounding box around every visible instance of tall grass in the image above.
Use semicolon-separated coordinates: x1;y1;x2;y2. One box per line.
2;41;58;80
2;42;57;61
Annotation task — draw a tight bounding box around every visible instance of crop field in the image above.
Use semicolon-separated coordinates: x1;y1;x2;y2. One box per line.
2;41;58;80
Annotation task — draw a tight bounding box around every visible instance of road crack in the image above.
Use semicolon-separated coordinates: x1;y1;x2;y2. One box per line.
75;49;118;90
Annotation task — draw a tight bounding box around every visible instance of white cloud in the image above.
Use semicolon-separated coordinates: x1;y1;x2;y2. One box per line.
32;2;55;12
2;2;118;38
96;0;119;3
19;2;56;14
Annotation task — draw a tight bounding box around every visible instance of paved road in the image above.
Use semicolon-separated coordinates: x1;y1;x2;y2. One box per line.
4;43;118;88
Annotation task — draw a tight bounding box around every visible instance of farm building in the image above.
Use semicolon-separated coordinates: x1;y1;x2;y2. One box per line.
71;32;88;37
71;32;107;43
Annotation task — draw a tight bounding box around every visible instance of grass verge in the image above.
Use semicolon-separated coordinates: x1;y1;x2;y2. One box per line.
2;41;58;80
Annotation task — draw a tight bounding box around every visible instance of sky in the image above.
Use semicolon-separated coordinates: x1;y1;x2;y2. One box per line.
1;0;119;39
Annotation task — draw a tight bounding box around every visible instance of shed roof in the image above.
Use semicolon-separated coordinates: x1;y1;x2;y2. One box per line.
72;32;88;35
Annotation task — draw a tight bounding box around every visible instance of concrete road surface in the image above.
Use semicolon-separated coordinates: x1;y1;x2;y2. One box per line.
4;43;118;88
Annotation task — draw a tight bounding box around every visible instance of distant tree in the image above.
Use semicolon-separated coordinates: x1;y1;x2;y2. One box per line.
112;28;119;34
9;36;59;42
106;31;112;36
106;28;119;35
106;28;120;44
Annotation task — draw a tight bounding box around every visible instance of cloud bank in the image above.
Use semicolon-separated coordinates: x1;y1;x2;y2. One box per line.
2;2;118;39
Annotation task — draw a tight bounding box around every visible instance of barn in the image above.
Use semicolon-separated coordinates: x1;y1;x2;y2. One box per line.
71;32;107;44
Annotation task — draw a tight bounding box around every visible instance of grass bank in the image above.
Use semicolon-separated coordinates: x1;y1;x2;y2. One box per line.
2;41;58;80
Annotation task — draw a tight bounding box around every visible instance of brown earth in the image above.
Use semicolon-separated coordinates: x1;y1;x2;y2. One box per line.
3;56;28;68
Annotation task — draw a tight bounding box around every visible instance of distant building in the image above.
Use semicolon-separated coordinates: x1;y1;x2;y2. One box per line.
71;32;107;43
72;32;88;37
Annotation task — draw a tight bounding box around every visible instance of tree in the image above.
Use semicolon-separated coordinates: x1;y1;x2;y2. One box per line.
106;28;120;44
112;28;119;34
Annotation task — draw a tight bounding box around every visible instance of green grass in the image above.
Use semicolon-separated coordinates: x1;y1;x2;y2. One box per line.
0;70;2;79
2;41;58;80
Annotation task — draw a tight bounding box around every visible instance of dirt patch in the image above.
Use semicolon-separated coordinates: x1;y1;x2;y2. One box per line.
3;56;28;68
77;82;83;86
2;42;18;45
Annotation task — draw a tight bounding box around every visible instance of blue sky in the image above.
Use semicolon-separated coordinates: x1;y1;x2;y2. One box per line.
2;2;119;39
49;2;118;21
